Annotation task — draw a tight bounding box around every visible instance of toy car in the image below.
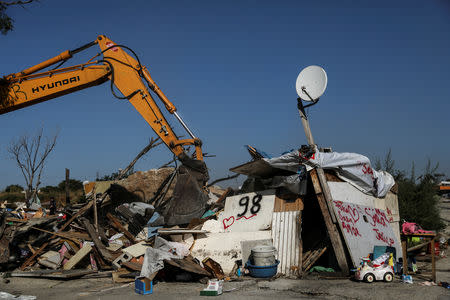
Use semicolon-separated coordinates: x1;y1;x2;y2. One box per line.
355;258;394;283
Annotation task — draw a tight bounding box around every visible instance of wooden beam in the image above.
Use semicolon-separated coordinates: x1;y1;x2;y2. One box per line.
297;212;303;277
215;187;233;205
81;218;114;262
92;191;98;232
63;243;92;270
304;246;328;272
106;213;136;243
27;244;35;255
315;168;337;223
310;169;349;275
30;226;84;242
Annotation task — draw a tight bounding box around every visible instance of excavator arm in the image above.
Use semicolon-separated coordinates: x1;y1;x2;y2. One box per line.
1;35;204;162
1;35;209;225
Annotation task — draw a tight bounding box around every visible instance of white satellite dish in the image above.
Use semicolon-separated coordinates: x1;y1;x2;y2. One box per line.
295;65;328;102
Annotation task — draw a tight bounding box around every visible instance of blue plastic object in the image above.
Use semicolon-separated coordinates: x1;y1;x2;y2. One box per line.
373;246;396;261
135;278;153;295
246;260;279;278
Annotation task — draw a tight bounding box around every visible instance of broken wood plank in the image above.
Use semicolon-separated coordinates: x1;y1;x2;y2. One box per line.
20;201;93;270
93;193;98;232
122;261;143;271
5;217;28;223
407;241;431;252
91;245;110;270
81;218;114;262
63;243;93;270
304;246;328;272
10;269;95;279
213;187;233;206
106;213;136;243
64;239;80;253
27;244;36;255
202;257;225;279
273;196;304;212
112;268;135;283
30;226;86;242
302;250;312;263
315;167;337;223
97;224;109;247
165;257;210;276
310;169;349;275
302;248;320;269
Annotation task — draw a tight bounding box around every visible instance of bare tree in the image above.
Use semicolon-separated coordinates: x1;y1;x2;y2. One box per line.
8;128;57;206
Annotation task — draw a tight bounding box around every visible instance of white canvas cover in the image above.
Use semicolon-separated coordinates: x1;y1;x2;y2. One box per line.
264;150;395;198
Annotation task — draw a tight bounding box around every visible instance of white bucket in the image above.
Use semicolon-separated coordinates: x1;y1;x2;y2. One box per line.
251;245;277;266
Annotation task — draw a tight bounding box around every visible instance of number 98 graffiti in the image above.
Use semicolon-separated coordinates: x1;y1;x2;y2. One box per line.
237;194;262;217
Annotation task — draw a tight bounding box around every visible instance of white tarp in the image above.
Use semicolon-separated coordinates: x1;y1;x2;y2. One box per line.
264;150;395;198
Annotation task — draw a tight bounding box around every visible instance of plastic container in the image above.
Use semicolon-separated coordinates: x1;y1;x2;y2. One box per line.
246;260;279;278
251;245;276;266
135;277;153;295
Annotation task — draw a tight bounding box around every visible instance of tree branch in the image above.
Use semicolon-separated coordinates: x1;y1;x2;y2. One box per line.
117;137;162;180
1;1;35;6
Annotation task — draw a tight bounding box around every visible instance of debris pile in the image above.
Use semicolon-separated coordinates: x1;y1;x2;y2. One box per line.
0;170;229;283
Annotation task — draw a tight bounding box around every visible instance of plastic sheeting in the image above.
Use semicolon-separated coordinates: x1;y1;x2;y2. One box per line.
140;237;187;278
264;150;395;198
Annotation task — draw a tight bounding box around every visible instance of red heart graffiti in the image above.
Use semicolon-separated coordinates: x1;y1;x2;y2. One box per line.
222;216;235;230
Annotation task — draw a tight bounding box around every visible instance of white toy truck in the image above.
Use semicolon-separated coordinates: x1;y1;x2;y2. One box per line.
355;256;394;283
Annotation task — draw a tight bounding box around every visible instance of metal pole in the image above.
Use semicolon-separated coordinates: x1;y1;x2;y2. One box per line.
297;99;315;147
173;111;196;139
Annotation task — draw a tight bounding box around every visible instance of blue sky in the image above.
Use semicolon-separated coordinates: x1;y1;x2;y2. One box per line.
0;0;449;189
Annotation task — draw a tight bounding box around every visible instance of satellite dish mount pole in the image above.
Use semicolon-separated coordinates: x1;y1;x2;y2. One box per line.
297;87;319;147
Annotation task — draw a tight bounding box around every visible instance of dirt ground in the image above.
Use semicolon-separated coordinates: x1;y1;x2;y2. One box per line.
1;197;450;300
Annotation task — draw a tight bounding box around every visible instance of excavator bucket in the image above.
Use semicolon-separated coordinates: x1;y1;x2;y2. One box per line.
162;156;210;226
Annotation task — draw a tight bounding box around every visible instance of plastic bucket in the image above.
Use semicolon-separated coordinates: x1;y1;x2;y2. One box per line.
251;245;276;266
246;260;279;278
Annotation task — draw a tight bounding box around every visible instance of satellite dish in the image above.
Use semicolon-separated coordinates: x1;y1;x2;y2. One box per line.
295;65;328;101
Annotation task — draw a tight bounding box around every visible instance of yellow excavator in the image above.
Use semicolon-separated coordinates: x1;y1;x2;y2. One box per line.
0;35;209;225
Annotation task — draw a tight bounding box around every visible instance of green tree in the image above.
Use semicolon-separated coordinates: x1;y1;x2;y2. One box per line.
39;185;60;193
377;150;445;231
4;184;23;192
57;179;83;191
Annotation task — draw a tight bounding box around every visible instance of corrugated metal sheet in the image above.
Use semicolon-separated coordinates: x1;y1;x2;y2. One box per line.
271;211;301;277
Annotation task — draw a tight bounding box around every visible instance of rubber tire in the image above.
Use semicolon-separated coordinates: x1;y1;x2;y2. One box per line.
364;273;375;283
384;272;393;282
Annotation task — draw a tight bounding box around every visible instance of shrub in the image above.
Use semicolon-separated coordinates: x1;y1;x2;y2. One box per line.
376;150;445;232
4;184;23;193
